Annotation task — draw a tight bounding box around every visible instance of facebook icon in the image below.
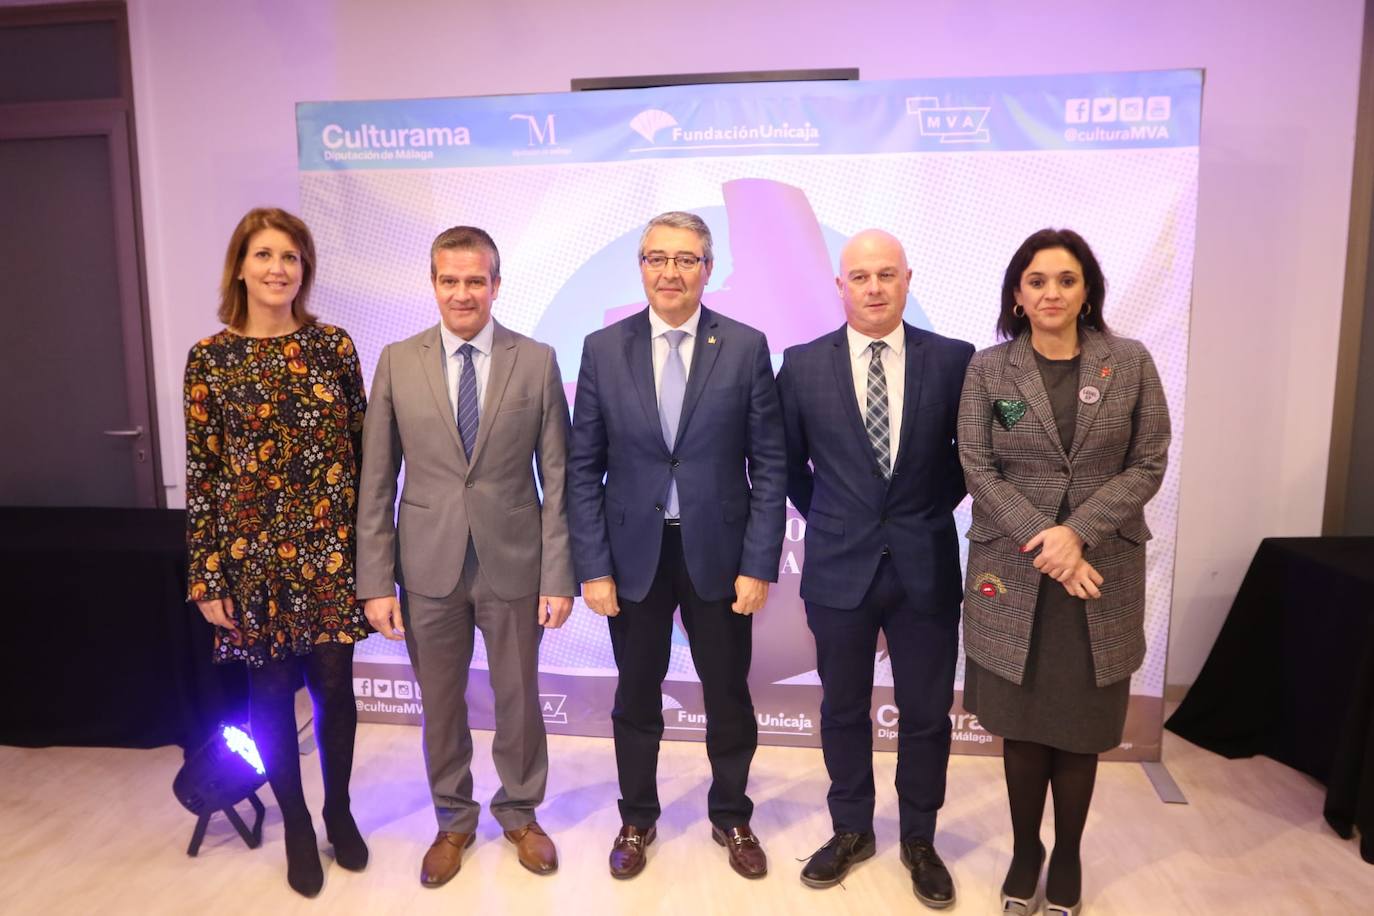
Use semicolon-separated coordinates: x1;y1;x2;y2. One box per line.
1064;99;1091;124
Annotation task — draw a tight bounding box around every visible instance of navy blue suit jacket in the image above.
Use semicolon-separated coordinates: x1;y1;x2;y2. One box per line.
568;305;787;603
776;323;974;612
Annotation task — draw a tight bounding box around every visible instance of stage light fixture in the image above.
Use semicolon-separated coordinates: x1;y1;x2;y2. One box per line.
172;722;269;856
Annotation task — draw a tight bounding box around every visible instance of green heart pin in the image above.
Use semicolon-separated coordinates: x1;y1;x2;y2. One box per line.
994;399;1028;430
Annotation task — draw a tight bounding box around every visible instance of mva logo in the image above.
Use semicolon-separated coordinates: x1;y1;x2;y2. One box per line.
905;97;990;144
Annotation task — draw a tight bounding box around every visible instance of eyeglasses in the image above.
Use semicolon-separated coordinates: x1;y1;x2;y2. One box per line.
641;254;704;271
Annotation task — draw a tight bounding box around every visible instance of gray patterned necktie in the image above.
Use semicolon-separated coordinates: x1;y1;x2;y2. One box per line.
865;340;891;478
456;343;479;461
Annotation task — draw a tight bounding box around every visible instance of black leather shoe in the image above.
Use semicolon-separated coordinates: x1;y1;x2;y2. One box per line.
800;831;876;888
900;838;955;909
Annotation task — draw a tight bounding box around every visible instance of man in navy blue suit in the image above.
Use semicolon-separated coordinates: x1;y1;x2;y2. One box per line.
776;229;973;908
568;211;786;881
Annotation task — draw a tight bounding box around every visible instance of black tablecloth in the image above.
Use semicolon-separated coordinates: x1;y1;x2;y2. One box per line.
0;507;247;749
1166;537;1374;860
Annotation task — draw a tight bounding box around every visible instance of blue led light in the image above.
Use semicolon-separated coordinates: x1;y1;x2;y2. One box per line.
221;725;266;776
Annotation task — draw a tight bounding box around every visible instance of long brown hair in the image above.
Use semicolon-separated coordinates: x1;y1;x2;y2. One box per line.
217;207;318;329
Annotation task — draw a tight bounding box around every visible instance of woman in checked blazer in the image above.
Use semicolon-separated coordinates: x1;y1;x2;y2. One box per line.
957;229;1170;916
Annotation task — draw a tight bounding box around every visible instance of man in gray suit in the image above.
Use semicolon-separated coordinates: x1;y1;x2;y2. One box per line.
356;226;574;887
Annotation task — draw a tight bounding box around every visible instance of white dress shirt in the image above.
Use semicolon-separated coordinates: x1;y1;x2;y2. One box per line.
847;323;906;474
648;305;700;396
439;318;494;420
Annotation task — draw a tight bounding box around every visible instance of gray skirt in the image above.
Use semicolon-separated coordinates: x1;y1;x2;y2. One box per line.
963;572;1128;754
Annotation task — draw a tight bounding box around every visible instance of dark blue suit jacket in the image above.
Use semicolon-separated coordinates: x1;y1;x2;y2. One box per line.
568;306;787;603
776;323;973;612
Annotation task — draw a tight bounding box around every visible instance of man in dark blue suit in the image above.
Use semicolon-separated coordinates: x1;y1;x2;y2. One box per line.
776;229;973;908
568;211;786;881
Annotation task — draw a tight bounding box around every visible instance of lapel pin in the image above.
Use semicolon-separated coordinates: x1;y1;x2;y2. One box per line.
1100;366;1112;378
1079;385;1102;405
993;399;1027;429
973;572;1006;597
707;335;717;345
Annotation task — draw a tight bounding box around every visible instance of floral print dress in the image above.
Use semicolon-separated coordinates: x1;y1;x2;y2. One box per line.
184;324;370;667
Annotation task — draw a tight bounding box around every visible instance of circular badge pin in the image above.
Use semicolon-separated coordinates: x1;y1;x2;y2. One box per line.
973;572;1006;598
1079;385;1101;405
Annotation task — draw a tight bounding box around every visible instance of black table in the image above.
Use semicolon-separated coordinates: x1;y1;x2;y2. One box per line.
1166;537;1374;861
0;507;247;749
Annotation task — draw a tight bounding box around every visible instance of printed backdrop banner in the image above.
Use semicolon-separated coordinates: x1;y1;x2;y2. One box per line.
297;69;1201;761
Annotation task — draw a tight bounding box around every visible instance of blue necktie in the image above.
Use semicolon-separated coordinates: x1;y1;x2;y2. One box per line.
659;329;687;518
456;343;479;461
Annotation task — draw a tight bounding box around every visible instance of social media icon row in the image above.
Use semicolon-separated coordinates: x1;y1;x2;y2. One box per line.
353;677;420;700
1065;96;1170;125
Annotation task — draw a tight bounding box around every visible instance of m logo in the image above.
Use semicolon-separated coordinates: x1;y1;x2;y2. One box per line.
630;109;678;143
510;113;557;146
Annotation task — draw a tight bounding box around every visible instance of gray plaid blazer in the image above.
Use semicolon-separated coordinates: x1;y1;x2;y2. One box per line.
958;329;1170;687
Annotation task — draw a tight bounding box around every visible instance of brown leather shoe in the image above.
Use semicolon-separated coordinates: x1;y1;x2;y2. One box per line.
503;821;558;875
608;824;656;879
711;824;767;878
419;831;475;888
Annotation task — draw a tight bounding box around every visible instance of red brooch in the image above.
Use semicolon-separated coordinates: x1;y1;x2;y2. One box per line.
973;572;1006;597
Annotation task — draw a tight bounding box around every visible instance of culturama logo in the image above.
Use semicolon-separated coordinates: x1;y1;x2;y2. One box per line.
320;122;471;162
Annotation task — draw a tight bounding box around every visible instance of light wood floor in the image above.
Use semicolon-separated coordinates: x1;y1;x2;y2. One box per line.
2;714;1371;915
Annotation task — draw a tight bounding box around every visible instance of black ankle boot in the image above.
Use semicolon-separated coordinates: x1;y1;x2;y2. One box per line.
324;808;369;871
283;821;324;897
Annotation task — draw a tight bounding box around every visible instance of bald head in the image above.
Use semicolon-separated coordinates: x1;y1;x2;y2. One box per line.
840;229;909;274
837;229;912;338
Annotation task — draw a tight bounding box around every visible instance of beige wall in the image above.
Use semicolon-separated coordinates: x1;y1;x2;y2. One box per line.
122;0;1366;685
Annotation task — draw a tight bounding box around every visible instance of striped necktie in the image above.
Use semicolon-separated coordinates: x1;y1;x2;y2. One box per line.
456;343;479;461
865;340;890;478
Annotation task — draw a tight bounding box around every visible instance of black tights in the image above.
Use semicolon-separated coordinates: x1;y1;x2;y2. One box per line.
249;642;366;894
1001;738;1098;906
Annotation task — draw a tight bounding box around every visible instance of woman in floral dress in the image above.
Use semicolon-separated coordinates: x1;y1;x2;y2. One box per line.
184;207;369;897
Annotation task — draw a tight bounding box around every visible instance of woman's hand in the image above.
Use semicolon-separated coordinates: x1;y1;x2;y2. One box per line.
1023;525;1085;580
196;596;238;632
1060;558;1104;600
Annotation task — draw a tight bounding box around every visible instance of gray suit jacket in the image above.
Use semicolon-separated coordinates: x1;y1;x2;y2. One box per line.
958;329;1170;687
355;321;574;602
